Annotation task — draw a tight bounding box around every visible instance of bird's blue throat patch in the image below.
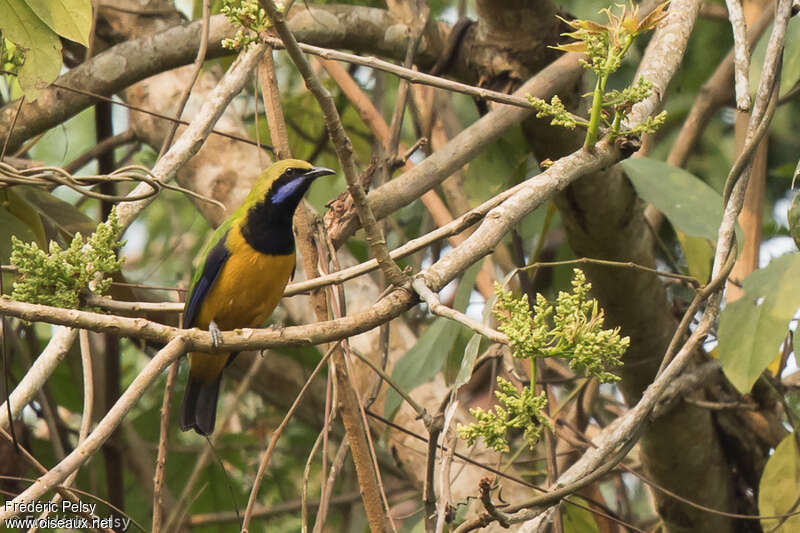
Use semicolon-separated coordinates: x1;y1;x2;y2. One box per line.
271;178;305;204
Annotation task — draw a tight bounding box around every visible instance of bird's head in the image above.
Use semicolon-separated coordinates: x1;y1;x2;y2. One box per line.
246;159;335;211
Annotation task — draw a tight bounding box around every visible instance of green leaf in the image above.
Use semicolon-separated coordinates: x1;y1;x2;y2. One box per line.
751;19;800;97
562;497;600;533
718;253;800;393
789;190;800;249
455;334;481;390
621;158;725;242
13;185;97;238
465;130;527;204
759;432;800;532
25;0;92;45
0;188;45;247
0;189;43;290
0;0;62;99
0;204;38;292
454;289;497;390
385;261;481;419
675;230;713;283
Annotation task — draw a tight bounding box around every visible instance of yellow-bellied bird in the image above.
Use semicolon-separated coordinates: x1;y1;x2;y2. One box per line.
180;159;335;435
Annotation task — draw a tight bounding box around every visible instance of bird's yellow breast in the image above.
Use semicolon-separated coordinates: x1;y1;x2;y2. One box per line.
194;226;296;331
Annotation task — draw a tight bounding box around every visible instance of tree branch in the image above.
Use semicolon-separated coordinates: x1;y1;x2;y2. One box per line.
326;52;583;245
0;326;77;430
0;337;188;522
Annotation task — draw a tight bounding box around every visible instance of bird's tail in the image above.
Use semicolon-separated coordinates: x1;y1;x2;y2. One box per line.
180;372;222;436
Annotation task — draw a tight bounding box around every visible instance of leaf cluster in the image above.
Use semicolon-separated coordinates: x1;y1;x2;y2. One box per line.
220;0;273;50
458;377;550;453
555;2;668;77
496;269;628;381
458;269;629;453
527;94;584;130
10;208;125;309
530;2;670;146
0;0;92;99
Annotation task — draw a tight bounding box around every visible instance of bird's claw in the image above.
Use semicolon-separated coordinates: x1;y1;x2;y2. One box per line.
209;319;223;349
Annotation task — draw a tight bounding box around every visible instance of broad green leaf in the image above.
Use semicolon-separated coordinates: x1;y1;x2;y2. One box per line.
718;253;800;393
675;230;712;283
519;202;548;241
0;194;42;292
29;106;97;166
454;288;497;390
455;333;481;390
759;432;800;532
465;129;528;204
385;262;481;419
0;188;45;246
621;158;724;242
751;19;800;97
0;205;38;289
13;185;97;237
0;0;62;99
562;497;600;533
25;0;92;46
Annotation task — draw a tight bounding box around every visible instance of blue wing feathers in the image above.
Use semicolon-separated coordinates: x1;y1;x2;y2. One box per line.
183;232;231;328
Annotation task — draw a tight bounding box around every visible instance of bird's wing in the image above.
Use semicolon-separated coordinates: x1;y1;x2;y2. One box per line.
183;222;233;328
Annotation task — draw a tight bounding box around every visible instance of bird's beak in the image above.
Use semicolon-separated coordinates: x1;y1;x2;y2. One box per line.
304;166;336;180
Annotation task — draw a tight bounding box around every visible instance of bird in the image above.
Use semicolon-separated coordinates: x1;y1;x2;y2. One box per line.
179;159;335;435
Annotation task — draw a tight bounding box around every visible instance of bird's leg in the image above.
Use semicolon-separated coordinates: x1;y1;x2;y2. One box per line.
209;319;223;349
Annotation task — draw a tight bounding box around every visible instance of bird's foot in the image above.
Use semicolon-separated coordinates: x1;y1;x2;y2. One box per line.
209;319;223;349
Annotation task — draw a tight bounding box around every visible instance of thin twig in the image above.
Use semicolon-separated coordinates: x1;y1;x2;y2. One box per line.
666;7;772;168
386;7;430;157
434;400;458;533
64;129;137;173
713;0;791;276
478;477;511;528
314;216;398;533
348;347;427;418
77;329;95;442
152;360;179;533
412;277;508;344
342;346;399;533
261;1;406;287
302;430;325;533
159;0;212;157
49;81;273;152
264;36;547;112
34;329;96;528
0;161;225;208
82;294;183;313
0;97;23;161
312;436;350;533
189;489;401;526
163;353;266;531
240;341;339;532
510;257;701;288
423;405;444;533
